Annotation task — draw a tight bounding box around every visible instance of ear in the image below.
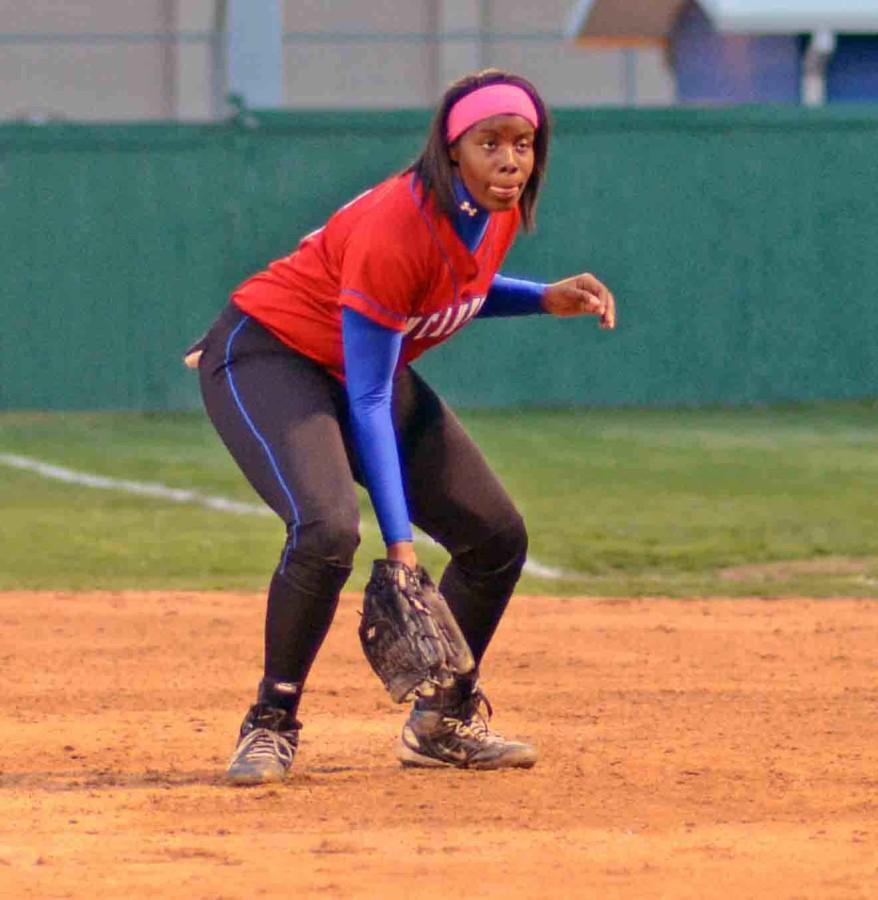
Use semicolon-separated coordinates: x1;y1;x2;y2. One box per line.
448;142;460;164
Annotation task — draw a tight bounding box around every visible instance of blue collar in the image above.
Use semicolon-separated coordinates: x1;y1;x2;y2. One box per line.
451;173;489;253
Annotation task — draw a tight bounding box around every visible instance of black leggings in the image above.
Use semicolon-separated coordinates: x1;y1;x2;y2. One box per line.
198;303;527;710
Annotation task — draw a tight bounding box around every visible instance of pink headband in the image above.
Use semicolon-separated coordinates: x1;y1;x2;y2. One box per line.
446;83;540;144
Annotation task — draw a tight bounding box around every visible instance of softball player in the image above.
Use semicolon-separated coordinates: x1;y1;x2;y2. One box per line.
191;69;616;784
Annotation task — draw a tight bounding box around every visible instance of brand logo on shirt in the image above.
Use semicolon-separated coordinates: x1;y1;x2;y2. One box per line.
405;295;486;341
459;200;479;218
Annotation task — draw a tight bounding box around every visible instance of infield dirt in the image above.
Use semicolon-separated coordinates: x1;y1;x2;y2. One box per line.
1;591;876;898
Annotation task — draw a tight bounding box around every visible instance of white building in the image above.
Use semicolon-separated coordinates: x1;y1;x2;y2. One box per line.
0;0;674;122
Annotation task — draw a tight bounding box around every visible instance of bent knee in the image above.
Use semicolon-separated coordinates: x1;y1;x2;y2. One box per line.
289;512;361;568
458;515;528;576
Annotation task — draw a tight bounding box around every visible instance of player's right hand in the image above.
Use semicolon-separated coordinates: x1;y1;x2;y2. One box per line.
387;541;418;570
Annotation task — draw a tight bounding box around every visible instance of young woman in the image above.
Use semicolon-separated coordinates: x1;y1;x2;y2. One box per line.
191;68;616;784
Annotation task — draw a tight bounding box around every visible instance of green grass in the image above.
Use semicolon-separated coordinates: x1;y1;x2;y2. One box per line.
2;402;878;597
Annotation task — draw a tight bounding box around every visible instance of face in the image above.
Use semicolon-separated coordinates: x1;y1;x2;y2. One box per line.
449;114;536;212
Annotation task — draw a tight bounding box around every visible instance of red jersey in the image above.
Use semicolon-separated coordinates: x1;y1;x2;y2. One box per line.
231;171;520;380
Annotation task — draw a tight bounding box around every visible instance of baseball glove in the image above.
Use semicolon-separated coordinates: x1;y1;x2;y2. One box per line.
358;560;475;703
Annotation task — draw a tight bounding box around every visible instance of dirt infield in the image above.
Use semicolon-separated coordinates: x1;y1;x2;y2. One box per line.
1;591;876;899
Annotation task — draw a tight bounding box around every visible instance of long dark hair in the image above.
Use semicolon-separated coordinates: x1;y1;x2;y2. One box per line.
409;69;550;232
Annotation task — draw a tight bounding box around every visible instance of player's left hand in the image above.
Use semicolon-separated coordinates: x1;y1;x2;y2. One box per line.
542;273;616;329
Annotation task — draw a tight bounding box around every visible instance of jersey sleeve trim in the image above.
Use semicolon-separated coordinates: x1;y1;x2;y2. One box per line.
340;289;408;332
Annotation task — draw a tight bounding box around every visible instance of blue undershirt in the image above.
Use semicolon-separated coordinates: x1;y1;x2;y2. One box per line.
342;175;548;545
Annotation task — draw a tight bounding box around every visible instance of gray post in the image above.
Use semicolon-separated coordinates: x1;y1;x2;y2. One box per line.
437;0;484;97
226;0;284;109
802;29;836;107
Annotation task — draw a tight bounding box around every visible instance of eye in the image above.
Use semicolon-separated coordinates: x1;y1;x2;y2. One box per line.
516;139;533;152
482;139;497;150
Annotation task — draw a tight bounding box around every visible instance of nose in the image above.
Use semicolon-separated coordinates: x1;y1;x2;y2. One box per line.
498;145;519;173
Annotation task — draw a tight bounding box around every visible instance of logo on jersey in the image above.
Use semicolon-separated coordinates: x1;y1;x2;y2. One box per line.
405;295;486;340
459;200;479;218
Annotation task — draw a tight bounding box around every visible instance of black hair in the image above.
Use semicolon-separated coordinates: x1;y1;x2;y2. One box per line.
409;69;550;232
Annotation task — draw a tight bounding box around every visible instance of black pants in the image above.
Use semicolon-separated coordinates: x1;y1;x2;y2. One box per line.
198;303;527;712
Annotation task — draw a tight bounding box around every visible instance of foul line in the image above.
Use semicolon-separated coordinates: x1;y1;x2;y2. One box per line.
0;453;570;580
0;452;272;516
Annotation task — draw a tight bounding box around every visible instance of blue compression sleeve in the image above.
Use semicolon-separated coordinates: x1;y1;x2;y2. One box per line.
478;274;548;317
341;308;413;545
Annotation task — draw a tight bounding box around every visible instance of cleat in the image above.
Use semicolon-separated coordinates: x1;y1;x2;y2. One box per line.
226;703;300;785
397;682;537;770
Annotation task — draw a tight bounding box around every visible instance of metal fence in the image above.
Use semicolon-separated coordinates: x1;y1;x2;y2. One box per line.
3;106;877;410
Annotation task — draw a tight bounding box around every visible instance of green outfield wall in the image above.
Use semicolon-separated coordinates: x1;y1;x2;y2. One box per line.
2;107;877;410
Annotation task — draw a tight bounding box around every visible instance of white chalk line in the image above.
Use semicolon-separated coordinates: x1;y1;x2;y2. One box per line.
0;452;572;580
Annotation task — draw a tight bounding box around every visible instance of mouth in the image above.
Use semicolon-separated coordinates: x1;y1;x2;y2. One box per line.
487;184;522;201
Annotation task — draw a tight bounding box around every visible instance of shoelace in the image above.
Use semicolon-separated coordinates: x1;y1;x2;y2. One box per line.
233;728;295;765
450;717;495;742
446;692;506;744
